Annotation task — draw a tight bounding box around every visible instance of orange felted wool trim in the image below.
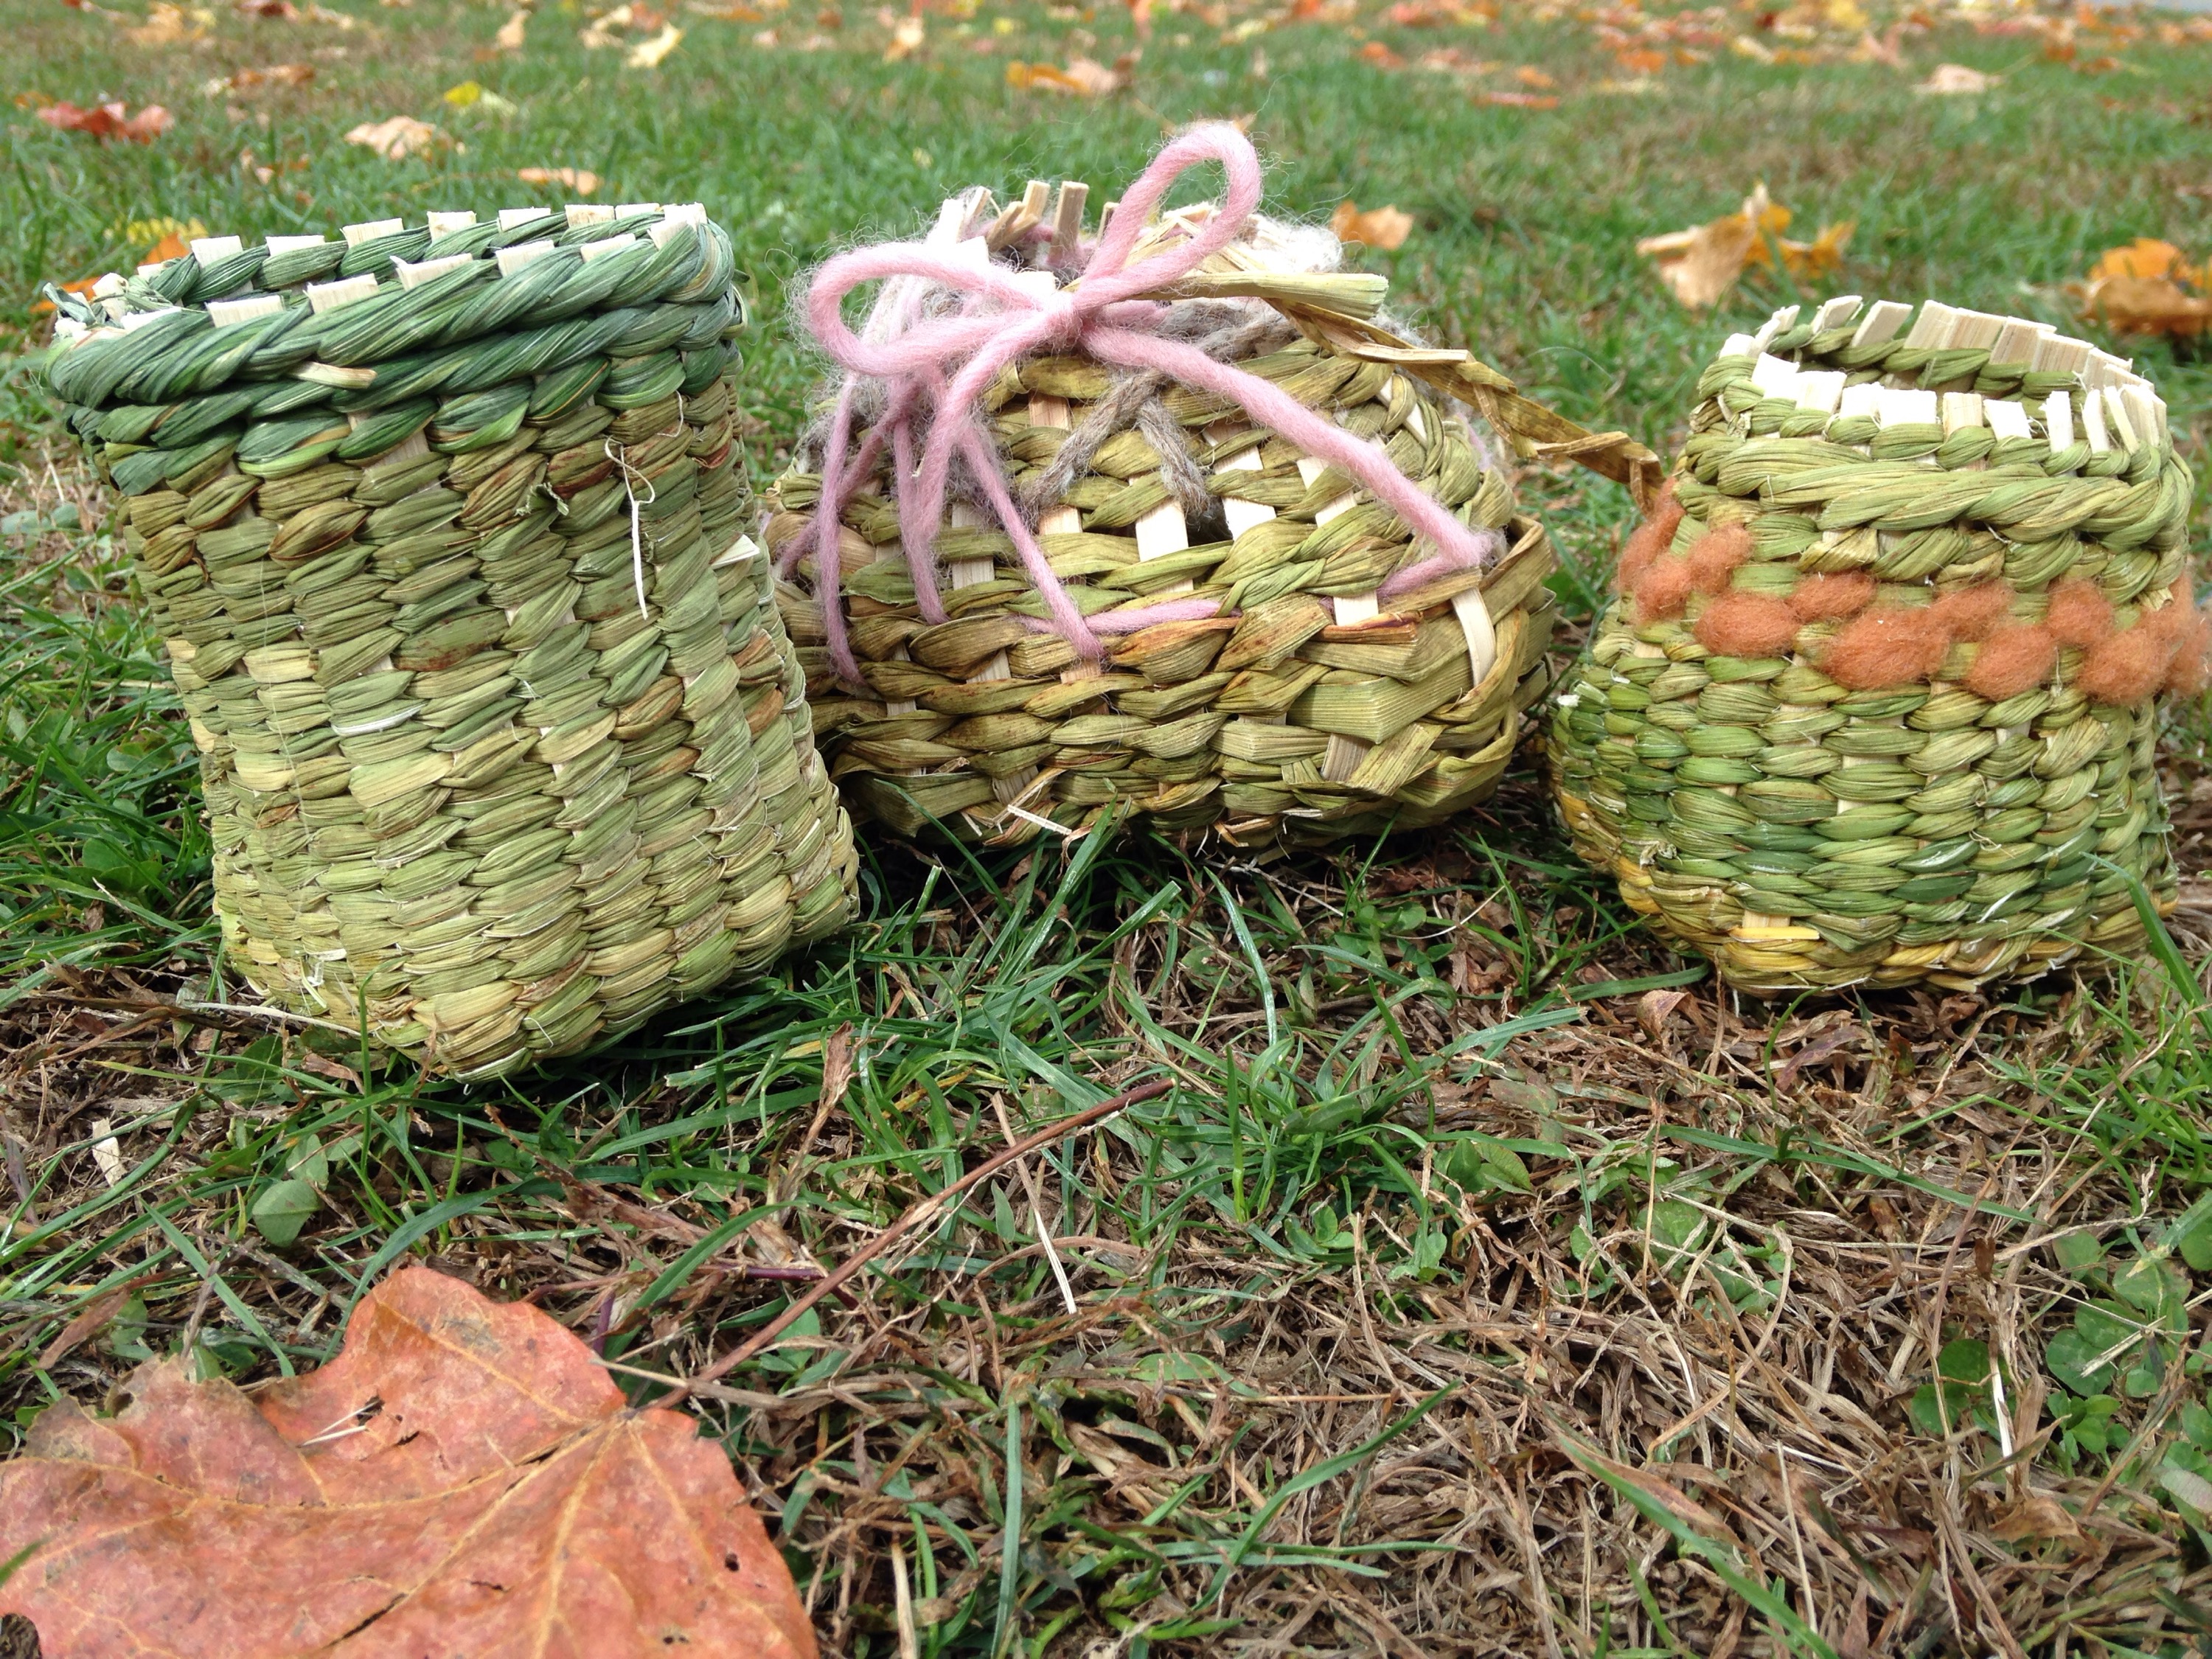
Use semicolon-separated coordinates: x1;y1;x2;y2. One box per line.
1614;479;1683;594
2046;578;2116;649
2169;622;2212;694
2159;593;2212;695
1632;552;1699;624
1694;590;1801;658
1965;625;2059;701
1683;522;1752;594
1823;605;1951;690
1927;582;2013;642
1788;570;1876;622
2079;620;2180;706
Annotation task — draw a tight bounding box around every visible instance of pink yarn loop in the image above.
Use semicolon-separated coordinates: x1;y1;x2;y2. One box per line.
790;122;1498;686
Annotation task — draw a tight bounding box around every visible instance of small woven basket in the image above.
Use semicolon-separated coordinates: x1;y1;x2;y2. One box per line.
43;204;858;1075
765;144;1655;848
1549;297;2203;994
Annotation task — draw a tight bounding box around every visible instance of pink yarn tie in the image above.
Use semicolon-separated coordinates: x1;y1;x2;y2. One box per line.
786;122;1499;686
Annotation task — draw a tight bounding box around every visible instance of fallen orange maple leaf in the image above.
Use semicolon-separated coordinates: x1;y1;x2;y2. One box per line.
1636;183;1852;307
36;100;173;142
2090;237;2201;285
344;114;443;160
0;1266;816;1659
1005;55;1130;94
1332;200;1414;251
518;163;602;195
205;62;316;97
2081;237;2212;338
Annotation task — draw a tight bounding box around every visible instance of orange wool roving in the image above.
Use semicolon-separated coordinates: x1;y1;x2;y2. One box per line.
2166;600;2212;696
1683;522;1753;594
2045;578;2116;649
2078;620;2179;706
1965;625;2058;701
1928;582;2013;641
1694;591;1801;658
1787;571;1876;622
1823;606;1950;690
1632;553;1699;624
1613;479;1683;594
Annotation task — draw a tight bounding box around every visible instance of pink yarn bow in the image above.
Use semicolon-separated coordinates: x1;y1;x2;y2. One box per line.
787;122;1499;685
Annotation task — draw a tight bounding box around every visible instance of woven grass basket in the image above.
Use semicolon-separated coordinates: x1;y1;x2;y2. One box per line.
765;167;1656;848
42;204;858;1075
1549;296;2204;994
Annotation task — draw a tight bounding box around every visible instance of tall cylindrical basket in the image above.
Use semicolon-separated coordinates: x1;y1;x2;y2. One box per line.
44;204;858;1074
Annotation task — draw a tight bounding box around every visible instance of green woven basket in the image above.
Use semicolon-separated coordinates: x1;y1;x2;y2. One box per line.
43;204;858;1075
765;181;1655;848
1549;297;2202;994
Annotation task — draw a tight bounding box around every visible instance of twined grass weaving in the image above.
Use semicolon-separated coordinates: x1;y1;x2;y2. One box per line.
42;206;857;1075
767;330;1562;848
1550;297;2200;993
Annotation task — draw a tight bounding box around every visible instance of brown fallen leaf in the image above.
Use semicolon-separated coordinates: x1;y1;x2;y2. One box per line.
2084;274;2212;338
883;10;922;58
518;164;602;195
1383;0;1495;21
627;21;684;64
2091;236;2200;284
1637;182;1851;308
125;1;206;43
0;1265;816;1659
1916;61;1998;93
203;62;316;97
2081;236;2212;338
36;100;173;142
36;1273;164;1370
1331;200;1413;251
344;113;442;159
1636;987;1690;1037
1513;63;1557;88
1006;55;1129;94
1413;46;1499;75
1992;1493;2084;1543
1478;88;1559;108
1770;215;1852;282
493;4;527;47
1356;39;1406;68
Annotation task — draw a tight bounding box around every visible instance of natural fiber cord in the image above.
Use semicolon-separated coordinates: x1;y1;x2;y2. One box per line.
1550;296;2203;993
42;204;858;1075
765;129;1658;847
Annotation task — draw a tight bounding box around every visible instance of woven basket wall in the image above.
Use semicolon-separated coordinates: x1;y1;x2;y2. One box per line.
43;205;857;1076
1549;297;2201;994
768;327;1571;848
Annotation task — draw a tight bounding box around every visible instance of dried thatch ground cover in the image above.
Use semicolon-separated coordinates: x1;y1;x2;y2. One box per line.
6;0;2212;1653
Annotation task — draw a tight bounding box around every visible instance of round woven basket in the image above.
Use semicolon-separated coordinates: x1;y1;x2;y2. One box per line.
765;157;1657;848
1549;297;2204;994
43;204;858;1075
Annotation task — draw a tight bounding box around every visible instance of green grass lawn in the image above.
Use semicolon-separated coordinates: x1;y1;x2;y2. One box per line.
7;1;2212;1654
